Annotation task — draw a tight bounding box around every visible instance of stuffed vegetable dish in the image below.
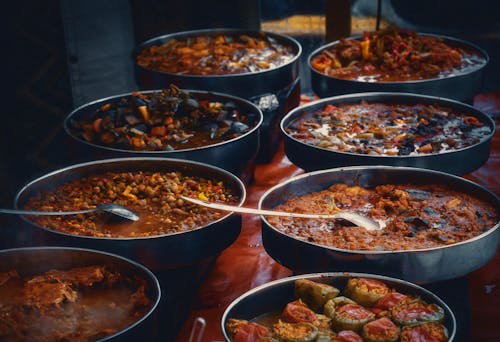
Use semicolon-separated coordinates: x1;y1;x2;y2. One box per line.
225;276;452;342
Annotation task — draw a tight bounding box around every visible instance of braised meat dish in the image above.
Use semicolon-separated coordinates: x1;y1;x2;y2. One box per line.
0;265;152;342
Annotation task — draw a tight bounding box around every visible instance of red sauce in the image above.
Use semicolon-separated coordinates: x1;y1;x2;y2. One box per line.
338;304;375;319
310;28;486;82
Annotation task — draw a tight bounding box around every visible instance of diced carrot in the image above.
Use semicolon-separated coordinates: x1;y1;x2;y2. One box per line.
151;126;167;136
92;118;103;133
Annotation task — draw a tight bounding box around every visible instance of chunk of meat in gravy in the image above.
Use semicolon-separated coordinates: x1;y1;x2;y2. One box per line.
33;265;106;287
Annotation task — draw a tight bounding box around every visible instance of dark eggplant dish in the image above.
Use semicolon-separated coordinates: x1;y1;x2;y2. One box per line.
0;265;153;342
310;28;486;82
285;101;491;156
136;32;296;75
226;277;448;342
266;183;498;251
22;170;239;238
68;85;258;151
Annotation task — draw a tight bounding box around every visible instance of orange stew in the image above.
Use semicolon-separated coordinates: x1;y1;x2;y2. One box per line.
266;183;498;251
23;170;239;237
136;32;296;75
0;265;152;342
310;28;486;82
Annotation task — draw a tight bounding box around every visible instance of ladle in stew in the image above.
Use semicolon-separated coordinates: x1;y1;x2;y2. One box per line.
0;203;140;221
181;196;382;231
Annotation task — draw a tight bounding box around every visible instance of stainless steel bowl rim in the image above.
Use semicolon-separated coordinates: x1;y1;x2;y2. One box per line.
0;246;161;342
134;28;303;78
221;271;457;341
259;165;500;254
14;157;247;241
280;92;496;159
308;33;490;84
63;89;264;154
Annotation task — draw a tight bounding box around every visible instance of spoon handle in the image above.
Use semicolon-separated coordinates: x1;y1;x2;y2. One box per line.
181;196;341;219
180;196;381;231
0;208;95;216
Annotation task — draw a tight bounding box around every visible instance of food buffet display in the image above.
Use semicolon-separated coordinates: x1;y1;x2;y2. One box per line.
4;21;500;341
133;28;303;162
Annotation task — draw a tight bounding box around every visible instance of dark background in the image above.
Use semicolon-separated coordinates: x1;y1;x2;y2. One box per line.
0;1;498;340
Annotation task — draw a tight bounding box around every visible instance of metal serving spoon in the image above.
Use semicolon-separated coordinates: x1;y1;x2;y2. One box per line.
0;203;140;221
181;196;382;231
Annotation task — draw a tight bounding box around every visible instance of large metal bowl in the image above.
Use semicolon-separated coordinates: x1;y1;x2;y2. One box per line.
0;246;161;341
222;272;457;341
309;33;489;103
259;166;500;284
13;157;246;270
133;28;302;100
281;92;495;175
63;89;262;181
133;28;302;162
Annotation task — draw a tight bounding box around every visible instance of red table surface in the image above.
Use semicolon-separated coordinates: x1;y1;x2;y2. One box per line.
177;92;500;342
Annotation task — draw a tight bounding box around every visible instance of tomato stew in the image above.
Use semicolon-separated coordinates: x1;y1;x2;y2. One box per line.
266;183;498;251
310;28;486;82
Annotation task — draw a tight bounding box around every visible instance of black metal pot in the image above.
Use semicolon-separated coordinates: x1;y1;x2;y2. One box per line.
14;157;246;270
222;272;457;341
0;246;161;341
259;166;500;284
281;92;495;175
309;34;489;104
133;28;302;100
63;90;263;182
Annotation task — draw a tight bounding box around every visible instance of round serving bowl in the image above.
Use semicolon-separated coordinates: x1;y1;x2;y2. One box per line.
259;166;500;284
222;272;456;341
63;88;263;180
133;28;302;99
14;157;246;270
308;32;489;103
0;246;160;341
281;92;495;175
